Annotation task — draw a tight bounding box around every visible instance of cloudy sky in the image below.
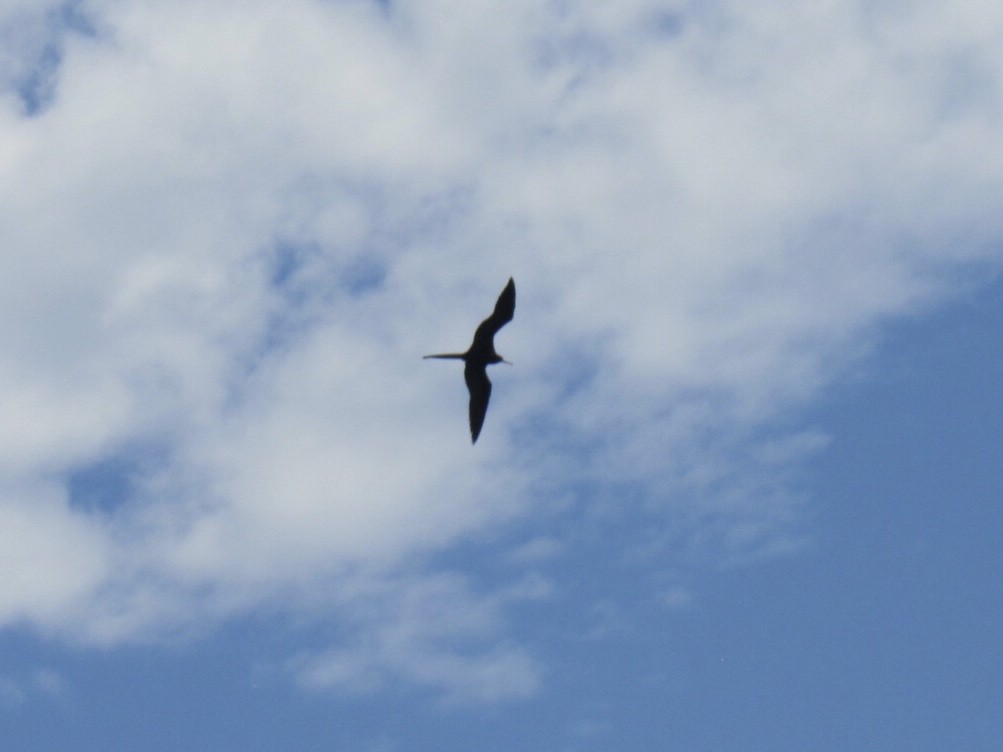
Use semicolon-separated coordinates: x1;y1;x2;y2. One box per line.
2;0;1002;749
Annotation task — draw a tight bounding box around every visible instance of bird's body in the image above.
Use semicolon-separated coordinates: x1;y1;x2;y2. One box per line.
424;277;515;443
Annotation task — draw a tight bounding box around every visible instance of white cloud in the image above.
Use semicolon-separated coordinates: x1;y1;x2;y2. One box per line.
0;484;110;625
2;0;1003;699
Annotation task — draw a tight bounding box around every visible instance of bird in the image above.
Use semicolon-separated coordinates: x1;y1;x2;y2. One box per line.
424;277;515;443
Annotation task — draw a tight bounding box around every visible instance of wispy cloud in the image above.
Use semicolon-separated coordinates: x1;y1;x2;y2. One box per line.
0;667;66;709
291;571;543;704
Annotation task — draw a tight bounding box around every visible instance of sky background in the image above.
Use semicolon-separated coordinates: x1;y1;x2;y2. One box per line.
1;1;1002;750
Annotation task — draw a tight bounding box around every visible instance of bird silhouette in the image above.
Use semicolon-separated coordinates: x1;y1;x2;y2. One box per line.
424;277;515;443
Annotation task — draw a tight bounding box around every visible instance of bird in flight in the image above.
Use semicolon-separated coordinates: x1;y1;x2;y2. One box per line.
424;277;515;443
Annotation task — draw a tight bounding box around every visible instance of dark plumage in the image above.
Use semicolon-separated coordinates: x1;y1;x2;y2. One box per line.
424;278;515;443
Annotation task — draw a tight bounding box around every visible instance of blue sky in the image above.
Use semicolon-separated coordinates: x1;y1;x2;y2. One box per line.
2;1;1002;750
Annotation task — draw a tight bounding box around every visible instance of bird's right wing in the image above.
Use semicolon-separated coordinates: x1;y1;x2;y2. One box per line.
464;362;492;444
473;277;516;342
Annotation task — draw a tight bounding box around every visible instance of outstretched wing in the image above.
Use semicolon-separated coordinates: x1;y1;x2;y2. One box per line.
464;362;492;444
469;277;515;354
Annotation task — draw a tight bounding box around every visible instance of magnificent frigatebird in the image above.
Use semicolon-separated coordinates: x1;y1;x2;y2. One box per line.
424;277;515;443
